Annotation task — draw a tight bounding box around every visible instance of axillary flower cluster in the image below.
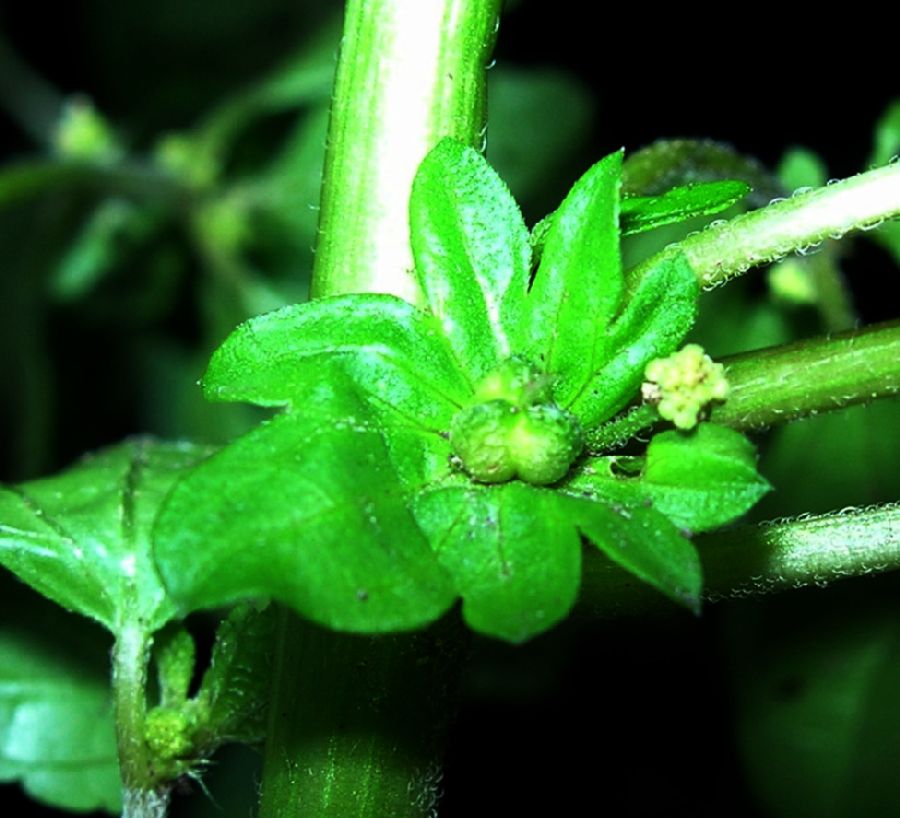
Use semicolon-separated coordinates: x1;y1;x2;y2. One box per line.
449;357;583;485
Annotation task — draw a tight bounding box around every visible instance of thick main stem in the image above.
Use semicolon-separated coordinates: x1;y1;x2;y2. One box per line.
311;0;500;303
261;2;499;816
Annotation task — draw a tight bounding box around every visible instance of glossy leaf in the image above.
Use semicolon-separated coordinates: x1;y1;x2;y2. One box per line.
0;590;120;813
409;138;532;379
620;180;749;236
203;293;471;428
413;483;581;642
524;150;623;404
0;439;213;633
642;424;771;532
154;372;455;633
567;250;699;427
566;495;702;613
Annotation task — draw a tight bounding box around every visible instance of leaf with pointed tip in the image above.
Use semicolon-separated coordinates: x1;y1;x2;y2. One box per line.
565;495;702;614
413;482;581;643
568;250;699;427
154;371;455;633
203;293;470;428
642;424;771;532
0;586;120;813
0;439;213;633
620;180;750;236
409;138;531;380
523;150;623;404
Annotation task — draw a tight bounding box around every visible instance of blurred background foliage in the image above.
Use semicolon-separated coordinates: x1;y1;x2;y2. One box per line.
1;2;899;816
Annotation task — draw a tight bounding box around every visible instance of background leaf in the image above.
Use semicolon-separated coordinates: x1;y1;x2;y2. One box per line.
410;138;532;379
0;439;213;633
0;583;120;813
620;180;749;236
524;150;623;404
413;483;581;643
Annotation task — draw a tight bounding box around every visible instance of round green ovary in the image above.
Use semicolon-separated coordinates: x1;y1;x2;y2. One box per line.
449;361;583;486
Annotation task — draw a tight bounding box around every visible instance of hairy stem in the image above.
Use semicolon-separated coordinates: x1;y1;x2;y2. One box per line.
582;503;900;616
712;320;900;430
311;0;501;303
259;613;464;818
633;162;900;289
113;625;169;818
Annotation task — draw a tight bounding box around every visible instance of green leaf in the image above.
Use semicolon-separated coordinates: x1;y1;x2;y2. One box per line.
524;150;623;404
154;371;455;633
565;495;702;613
0;439;213;633
869;100;900;263
413;482;581;642
620;180;750;236
0;586;120;813
568;250;699;427
642;424;771;532
409;138;531;379
203;293;470;428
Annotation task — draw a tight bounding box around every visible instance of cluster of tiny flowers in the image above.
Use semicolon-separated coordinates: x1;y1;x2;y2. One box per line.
641;344;729;430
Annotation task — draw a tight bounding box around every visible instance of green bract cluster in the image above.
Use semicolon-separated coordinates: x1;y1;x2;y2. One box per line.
144;138;769;642
0;138;768;647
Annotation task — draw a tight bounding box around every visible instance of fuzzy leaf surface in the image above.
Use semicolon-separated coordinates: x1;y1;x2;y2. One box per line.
568;250;699;426
643;424;771;532
524;150;623;404
154;372;455;633
0;439;213;633
409;138;531;379
203;293;470;428
620;180;750;235
413;482;581;642
566;496;702;613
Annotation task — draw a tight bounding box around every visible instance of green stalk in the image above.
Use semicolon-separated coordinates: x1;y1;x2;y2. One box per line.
311;0;500;303
712;320;900;429
582;503;900;617
261;2;500;816
113;625;169;818
633;162;900;289
259;613;464;818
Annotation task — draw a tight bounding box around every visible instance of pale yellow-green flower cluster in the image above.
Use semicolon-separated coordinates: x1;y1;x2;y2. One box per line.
641;344;729;430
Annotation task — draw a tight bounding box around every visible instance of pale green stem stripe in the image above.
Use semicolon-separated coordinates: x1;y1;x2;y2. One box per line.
312;0;501;304
633;162;900;289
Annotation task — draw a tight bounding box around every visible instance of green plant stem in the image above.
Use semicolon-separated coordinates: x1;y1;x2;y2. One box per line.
581;503;900;616
259;612;464;818
712;320;900;430
584;404;659;452
261;2;499;817
311;0;501;304
113;625;169;818
633;162;900;289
